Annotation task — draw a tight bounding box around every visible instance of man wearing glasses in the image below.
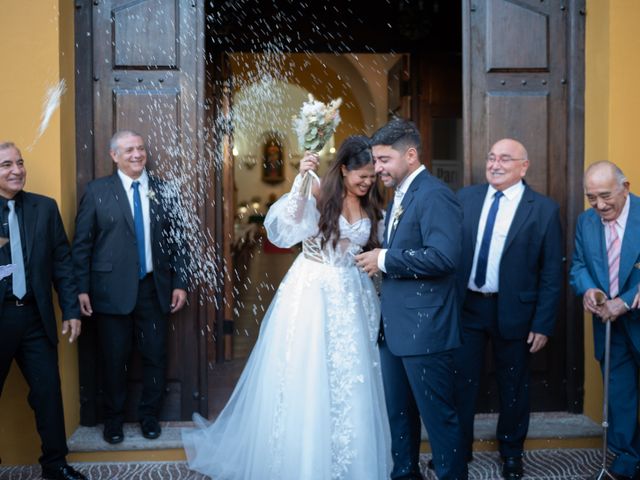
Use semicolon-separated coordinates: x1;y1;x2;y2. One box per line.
451;138;563;479
571;161;640;479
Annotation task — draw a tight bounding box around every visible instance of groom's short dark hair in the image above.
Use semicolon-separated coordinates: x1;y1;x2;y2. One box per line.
371;118;422;156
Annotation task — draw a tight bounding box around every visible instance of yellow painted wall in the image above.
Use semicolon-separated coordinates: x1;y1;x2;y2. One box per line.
583;0;640;422
0;1;78;465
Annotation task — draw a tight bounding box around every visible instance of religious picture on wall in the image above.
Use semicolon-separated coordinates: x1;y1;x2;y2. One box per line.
262;133;285;183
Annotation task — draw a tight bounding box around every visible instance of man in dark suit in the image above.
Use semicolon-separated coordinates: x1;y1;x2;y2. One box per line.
72;130;187;444
356;119;467;480
571;161;640;479
0;142;86;480
453;138;563;479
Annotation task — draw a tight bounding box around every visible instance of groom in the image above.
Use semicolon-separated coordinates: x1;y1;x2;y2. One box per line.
356;119;467;479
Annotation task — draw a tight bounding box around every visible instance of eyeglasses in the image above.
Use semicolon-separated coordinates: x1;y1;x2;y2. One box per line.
486;154;526;164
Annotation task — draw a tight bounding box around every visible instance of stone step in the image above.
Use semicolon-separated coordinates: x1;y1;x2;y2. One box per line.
68;412;601;454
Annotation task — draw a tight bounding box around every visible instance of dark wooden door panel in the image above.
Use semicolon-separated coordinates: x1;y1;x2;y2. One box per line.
78;0;206;422
464;0;575;413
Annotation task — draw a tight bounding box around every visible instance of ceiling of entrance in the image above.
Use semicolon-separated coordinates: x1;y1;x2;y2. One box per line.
206;0;461;53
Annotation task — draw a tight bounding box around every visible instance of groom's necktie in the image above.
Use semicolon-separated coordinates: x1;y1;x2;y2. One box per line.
8;200;26;299
607;221;621;298
474;190;504;288
387;189;405;242
132;181;147;279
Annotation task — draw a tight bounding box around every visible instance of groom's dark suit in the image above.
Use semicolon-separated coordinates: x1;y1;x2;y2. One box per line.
379;167;467;480
72;172;187;425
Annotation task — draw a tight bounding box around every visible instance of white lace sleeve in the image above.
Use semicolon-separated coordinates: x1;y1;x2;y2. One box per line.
264;174;321;248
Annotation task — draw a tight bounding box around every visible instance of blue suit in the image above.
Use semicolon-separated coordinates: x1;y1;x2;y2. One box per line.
454;183;563;460
570;193;640;477
379;169;467;479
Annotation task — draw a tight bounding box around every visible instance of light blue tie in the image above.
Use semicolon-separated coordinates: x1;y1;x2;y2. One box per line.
132;181;147;279
8;200;26;299
474;190;504;288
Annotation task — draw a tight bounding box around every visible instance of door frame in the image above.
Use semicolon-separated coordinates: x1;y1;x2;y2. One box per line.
75;0;587;415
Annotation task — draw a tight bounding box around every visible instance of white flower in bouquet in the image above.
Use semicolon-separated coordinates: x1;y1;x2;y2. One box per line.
292;94;342;195
293;94;342;153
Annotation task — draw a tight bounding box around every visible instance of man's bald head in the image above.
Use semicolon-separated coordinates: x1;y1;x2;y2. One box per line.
584;161;629;222
485;138;530;191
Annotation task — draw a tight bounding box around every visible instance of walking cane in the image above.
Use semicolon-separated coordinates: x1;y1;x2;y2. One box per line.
595;291;616;480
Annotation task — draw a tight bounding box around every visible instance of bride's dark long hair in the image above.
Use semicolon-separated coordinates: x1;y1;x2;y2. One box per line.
317;135;384;250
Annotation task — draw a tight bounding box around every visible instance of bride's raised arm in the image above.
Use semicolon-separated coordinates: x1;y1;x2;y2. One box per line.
263;152;321;248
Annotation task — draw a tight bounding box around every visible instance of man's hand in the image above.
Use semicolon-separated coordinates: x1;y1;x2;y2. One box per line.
527;332;548;353
583;288;607;315
597;297;629;322
78;293;93;317
170;288;187;313
61;319;82;343
355;249;381;277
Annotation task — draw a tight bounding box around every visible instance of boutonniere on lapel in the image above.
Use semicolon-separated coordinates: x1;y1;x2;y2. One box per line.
391;205;404;231
635;262;640;270
147;189;157;202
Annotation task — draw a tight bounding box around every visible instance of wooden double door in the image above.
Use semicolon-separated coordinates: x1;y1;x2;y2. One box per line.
75;0;585;422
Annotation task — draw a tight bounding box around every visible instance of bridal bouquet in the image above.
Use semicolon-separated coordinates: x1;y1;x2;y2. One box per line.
292;94;342;196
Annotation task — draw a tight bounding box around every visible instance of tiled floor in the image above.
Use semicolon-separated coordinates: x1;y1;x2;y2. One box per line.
0;449;611;479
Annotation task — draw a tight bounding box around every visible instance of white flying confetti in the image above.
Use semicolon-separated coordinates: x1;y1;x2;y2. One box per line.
28;79;67;151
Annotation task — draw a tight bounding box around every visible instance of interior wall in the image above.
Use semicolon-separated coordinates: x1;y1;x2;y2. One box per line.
0;1;78;465
229;53;397;215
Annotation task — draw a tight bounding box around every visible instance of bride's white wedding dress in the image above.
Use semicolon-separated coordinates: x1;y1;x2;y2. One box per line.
182;175;391;479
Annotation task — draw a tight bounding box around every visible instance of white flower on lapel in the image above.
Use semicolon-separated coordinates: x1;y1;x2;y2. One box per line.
391;205;404;231
147;189;157;202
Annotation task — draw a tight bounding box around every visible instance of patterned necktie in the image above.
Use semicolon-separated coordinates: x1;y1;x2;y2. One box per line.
607;221;621;298
8;200;26;299
387;189;405;242
474;190;504;288
132;181;146;279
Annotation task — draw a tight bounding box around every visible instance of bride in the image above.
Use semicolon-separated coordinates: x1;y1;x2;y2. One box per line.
182;135;392;479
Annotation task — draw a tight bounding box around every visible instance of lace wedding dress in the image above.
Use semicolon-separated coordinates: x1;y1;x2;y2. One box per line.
182;175;391;480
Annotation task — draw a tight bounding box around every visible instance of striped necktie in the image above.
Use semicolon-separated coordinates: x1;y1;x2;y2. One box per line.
607;221;621;298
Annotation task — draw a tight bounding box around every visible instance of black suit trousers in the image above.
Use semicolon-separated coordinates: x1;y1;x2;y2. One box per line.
453;293;531;459
380;339;468;480
0;303;68;467
97;274;168;423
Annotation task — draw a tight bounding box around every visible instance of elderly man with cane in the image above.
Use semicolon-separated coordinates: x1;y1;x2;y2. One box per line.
571;161;640;480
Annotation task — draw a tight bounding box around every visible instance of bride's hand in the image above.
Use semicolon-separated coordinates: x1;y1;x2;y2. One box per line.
299;152;319;175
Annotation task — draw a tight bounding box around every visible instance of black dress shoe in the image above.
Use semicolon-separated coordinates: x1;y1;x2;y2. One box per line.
502;456;524;479
42;464;87;480
103;420;124;444
141;417;161;439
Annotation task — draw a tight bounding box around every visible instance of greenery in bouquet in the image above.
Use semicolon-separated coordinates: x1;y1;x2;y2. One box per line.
293;94;342;153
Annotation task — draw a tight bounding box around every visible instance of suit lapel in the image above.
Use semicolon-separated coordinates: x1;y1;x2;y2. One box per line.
148;175;160;244
388;171;423;247
468;185;488;250
21;192;38;264
618;194;640;290
503;185;534;254
589;212;609;290
110;174;135;234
